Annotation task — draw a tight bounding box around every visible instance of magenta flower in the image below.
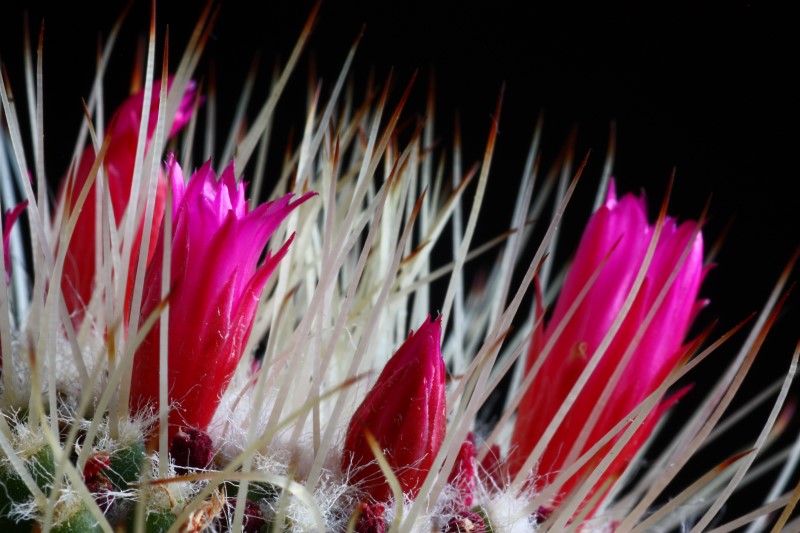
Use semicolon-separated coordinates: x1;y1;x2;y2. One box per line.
129;157;313;438
342;316;446;502
59;78;196;325
509;183;705;504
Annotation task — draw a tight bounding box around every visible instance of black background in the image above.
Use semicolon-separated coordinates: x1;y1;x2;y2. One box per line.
2;0;798;523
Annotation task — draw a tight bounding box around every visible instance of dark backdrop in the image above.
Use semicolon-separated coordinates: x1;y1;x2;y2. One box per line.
2;1;794;313
2;0;798;520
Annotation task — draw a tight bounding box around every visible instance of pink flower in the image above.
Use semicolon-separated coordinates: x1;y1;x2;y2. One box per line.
509;183;705;505
342;316;446;502
60;78;196;325
129;157;313;438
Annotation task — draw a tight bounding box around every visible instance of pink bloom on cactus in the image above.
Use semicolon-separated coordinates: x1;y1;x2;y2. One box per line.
129;157;313;438
509;182;705;504
60;78;196;324
342;316;446;502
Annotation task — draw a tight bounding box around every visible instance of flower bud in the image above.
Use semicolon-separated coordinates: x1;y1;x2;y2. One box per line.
447;434;477;510
342;316;446;502
170;427;214;470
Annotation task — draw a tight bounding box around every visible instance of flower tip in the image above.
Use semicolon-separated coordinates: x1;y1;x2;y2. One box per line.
288;190;318;210
219;161;241;195
419;312;442;336
604;178;618;208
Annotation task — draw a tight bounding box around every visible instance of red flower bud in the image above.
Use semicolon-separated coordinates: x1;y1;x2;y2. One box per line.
342;316;446;502
448;434;477;510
